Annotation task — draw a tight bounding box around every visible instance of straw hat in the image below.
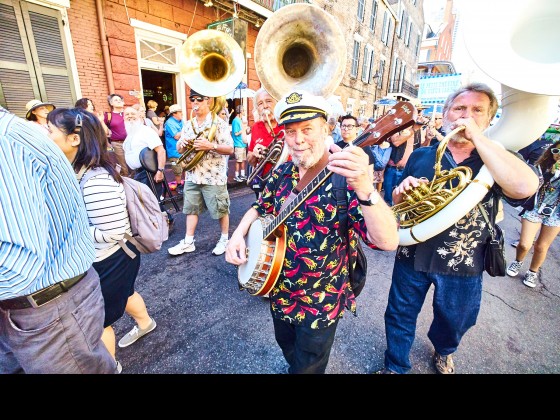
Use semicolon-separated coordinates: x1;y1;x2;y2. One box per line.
25;99;55;120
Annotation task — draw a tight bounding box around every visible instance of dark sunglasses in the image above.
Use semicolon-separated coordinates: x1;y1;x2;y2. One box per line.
551;148;560;154
189;96;208;102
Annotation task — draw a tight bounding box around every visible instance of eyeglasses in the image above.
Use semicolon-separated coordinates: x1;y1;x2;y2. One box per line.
551;148;560;154
434;117;443;120
189;97;208;102
341;124;356;130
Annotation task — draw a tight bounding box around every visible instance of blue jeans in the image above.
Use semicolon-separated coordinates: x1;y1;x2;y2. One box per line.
383;260;483;374
383;165;404;205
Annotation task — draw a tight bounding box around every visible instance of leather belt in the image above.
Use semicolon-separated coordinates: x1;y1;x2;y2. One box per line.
0;272;87;310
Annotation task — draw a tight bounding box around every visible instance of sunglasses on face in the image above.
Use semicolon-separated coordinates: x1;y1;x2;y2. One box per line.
189;97;207;102
551;148;560;154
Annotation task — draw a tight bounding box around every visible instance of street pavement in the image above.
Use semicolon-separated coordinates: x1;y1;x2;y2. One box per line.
112;175;560;375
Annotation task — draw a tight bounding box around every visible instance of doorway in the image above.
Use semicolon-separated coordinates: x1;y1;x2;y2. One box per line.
141;69;176;116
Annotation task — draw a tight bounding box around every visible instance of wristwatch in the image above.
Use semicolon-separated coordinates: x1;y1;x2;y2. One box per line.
213;144;218;150
157;168;165;172
357;191;380;206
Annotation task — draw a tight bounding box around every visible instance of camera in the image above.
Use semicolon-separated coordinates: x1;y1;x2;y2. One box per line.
538;203;556;216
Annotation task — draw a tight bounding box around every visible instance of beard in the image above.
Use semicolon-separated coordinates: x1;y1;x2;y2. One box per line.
288;139;324;170
125;119;144;138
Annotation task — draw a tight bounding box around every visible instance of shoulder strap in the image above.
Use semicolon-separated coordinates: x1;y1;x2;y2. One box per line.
332;173;349;240
106;111;112;127
78;166;109;190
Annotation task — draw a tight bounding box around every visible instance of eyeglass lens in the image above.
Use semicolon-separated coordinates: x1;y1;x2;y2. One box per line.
551;148;560;154
341;125;356;130
189;97;206;102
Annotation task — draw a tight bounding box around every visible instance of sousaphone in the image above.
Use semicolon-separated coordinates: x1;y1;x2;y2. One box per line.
395;0;560;246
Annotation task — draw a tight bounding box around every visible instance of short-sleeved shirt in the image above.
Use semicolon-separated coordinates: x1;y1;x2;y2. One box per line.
164;116;183;159
123;124;163;170
231;116;245;148
248;121;285;185
180;113;233;185
395;144;529;276
253;162;379;329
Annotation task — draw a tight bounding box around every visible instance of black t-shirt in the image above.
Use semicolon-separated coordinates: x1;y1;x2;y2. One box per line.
394;144;529;275
389;140;407;164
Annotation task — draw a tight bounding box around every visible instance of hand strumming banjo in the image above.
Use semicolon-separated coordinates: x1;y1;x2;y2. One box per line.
238;102;416;296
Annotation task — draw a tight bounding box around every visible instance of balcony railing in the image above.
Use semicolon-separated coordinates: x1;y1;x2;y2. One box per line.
389;80;418;98
252;0;311;12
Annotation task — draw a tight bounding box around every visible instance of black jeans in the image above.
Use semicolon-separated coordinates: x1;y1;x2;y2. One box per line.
272;316;339;374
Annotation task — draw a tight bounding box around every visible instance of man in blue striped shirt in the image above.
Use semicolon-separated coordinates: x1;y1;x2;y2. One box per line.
0;106;116;374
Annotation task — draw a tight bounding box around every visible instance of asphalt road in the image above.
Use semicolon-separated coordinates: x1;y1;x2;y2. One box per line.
112;184;560;375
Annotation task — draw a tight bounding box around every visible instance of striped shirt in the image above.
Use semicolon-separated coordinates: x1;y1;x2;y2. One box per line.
0;106;95;300
80;171;131;262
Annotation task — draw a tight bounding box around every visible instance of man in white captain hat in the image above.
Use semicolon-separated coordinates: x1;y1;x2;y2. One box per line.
225;89;398;374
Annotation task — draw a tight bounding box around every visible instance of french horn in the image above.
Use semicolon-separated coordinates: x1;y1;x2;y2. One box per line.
176;29;245;171
395;0;560;246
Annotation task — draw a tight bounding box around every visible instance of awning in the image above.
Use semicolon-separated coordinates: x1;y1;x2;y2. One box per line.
374;98;397;106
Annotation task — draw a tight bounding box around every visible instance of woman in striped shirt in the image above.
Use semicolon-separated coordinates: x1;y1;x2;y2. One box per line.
47;108;157;372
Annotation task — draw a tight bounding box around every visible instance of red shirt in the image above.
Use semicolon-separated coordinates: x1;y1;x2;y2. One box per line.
249;121;285;179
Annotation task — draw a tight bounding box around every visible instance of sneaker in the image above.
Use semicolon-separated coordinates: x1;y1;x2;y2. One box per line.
168;239;195;255
506;260;524;277
118;317;157;348
239;175;247;181
432;351;455;374
212;238;228;256
234;176;243;182
115;360;122;374
523;270;538;288
510;240;519;248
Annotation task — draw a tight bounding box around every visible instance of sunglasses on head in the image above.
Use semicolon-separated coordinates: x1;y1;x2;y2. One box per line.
189;96;207;102
551;148;560;154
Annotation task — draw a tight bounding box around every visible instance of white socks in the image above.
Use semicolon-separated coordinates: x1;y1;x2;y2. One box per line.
185;235;194;244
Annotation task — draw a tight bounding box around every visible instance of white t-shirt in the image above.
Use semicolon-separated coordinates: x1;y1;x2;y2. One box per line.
123;124;163;170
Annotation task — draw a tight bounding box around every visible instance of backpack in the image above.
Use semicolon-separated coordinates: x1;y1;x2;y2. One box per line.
79;167;169;258
332;174;368;297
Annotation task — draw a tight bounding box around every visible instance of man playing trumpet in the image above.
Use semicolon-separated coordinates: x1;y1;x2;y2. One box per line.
247;88;286;198
168;88;234;257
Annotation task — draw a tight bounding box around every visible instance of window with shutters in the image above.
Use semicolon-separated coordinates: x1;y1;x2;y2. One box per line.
0;0;76;118
357;0;365;22
361;45;373;83
369;1;378;33
350;40;360;78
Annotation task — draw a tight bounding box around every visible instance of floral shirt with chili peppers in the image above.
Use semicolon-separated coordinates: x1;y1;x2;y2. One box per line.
252;162;378;329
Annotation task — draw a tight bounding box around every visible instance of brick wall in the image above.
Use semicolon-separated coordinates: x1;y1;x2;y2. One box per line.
67;0;111;113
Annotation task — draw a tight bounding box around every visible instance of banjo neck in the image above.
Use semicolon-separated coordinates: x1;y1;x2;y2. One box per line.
263;101;416;241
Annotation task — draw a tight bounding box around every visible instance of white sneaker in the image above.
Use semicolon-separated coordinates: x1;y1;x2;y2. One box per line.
168;239;195;255
212;238;228;256
506;260;523;277
523;270;538;288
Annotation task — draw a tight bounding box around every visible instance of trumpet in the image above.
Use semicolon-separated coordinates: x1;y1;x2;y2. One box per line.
246;110;288;186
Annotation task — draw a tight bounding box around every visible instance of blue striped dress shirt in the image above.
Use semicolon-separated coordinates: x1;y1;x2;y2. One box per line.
0;106;95;300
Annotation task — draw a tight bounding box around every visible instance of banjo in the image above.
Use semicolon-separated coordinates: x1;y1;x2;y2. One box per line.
238;102;416;296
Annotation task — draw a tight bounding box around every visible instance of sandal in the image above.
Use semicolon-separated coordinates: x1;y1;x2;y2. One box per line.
432;351;455;374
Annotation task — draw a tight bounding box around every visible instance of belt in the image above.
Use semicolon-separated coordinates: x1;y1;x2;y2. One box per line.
0;272;87;310
388;164;405;170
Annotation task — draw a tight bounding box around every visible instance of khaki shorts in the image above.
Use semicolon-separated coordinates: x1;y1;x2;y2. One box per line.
234;147;247;163
167;158;183;176
182;181;230;219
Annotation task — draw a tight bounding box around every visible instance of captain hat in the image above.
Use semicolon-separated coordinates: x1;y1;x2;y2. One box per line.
274;90;332;125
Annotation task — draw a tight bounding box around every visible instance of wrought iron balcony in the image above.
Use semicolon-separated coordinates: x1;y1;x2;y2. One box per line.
388;79;418;98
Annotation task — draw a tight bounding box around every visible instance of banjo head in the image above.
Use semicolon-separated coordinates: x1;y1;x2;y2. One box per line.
238;218;265;286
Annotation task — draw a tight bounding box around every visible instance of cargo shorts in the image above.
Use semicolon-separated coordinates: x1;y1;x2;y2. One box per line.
182;181;230;219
